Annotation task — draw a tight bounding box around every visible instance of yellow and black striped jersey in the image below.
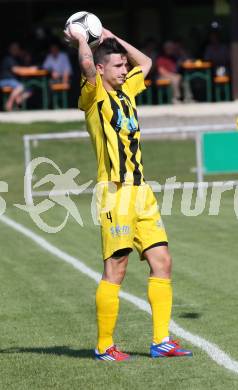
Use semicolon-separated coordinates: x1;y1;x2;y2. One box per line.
78;66;146;185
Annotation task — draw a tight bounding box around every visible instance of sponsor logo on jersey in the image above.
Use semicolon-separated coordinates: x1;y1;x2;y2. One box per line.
110;224;130;237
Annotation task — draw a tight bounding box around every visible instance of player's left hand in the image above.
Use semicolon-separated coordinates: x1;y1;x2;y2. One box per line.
89;28;114;51
100;28;114;42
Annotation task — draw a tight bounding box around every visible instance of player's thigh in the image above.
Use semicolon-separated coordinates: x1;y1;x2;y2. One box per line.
134;184;168;260
100;183;136;261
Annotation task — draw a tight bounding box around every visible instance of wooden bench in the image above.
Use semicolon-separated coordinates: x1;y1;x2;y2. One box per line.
156;79;172;104
50;83;70;109
214;75;231;102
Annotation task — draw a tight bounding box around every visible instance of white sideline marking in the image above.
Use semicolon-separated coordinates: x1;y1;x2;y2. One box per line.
1;214;238;375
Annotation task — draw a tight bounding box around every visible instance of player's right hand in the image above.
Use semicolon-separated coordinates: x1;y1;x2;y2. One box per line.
64;25;86;43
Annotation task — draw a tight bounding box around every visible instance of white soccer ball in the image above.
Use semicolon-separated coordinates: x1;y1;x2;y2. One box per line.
65;11;102;48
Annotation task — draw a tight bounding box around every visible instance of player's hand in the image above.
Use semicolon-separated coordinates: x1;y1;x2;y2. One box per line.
100;28;114;42
64;25;86;43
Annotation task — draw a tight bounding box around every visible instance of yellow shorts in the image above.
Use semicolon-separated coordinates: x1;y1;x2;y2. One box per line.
96;182;168;260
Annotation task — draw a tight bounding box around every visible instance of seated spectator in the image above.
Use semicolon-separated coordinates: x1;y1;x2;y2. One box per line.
156;41;182;104
204;30;230;75
0;42;32;111
42;42;72;85
174;39;192;68
174;39;195;103
21;48;34;66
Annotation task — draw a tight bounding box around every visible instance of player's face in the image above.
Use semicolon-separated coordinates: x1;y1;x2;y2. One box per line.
99;53;128;89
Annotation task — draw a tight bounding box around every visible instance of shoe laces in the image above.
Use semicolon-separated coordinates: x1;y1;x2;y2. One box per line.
170;339;181;349
107;345;125;357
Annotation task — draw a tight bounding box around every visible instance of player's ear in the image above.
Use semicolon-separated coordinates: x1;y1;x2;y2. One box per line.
96;63;104;75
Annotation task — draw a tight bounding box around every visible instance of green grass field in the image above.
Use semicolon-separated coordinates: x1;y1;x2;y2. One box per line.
0;122;238;389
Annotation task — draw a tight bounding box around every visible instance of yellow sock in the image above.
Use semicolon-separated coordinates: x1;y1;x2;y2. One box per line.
148;277;172;344
96;279;120;353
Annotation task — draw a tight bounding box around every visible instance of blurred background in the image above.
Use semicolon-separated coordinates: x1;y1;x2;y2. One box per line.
0;0;238;110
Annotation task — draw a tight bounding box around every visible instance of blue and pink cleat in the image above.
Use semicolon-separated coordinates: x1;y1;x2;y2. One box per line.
95;345;130;361
150;338;193;358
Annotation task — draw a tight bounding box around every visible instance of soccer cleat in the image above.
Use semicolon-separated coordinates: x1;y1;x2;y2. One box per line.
95;345;130;361
150;339;193;358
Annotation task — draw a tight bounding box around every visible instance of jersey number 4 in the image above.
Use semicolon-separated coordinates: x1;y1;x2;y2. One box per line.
106;212;112;223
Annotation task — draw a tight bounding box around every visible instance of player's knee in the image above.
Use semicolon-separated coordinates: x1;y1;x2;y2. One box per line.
103;255;128;284
114;256;128;279
117;265;127;280
105;268;126;284
160;252;172;274
147;249;172;276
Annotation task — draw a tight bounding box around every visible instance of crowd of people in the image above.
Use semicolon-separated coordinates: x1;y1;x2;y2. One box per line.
0;28;230;110
141;29;230;104
0;39;73;111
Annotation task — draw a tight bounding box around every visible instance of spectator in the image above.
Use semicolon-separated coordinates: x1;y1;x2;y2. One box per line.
0;42;32;111
156;41;182;104
174;40;195;103
204;30;230;75
21;49;34;66
42;42;72;85
174;39;192;68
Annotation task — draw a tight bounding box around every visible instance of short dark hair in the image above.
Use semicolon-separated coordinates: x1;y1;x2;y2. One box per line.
94;38;127;65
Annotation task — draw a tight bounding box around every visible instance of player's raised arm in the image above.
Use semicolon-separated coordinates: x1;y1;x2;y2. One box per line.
101;28;152;78
65;26;96;85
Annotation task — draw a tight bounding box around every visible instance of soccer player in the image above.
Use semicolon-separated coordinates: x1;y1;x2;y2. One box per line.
66;26;192;361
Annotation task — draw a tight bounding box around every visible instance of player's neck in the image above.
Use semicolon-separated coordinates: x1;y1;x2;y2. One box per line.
102;79;121;92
